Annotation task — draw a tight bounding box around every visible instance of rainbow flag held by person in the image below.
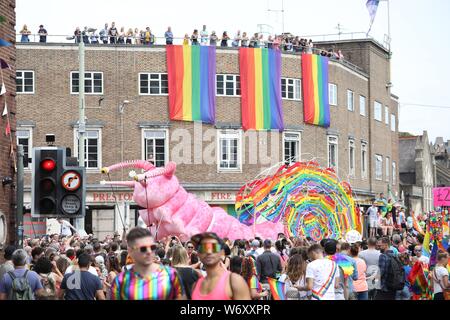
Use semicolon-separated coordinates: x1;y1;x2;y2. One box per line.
422;225;431;258
327;253;355;278
412;213;425;235
239;47;284;131
166;45;216;124
301;54;330;127
267;277;286;300
429;240;439;270
408;261;432;300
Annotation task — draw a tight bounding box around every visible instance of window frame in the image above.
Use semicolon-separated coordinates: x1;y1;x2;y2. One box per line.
16;127;33;170
347;90;354;112
216;74;241;97
375;154;383;181
73;128;102;170
390;114;396;132
385;106;389;125
283;131;302;165
16;70;35;94
139;72;169;96
392;161;397;185
327;135;338;171
386;156;390;182
281;78;301;101
329;83;338;106
141;128;169;168
217;129;243;173
359;95;366;116
70;71;104;95
374;101;383;122
348;139;355;177
361;142;368;179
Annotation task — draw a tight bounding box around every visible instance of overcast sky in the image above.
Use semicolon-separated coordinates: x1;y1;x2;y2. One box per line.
16;0;450;143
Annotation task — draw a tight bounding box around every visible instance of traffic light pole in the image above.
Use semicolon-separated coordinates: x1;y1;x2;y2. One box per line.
75;41;86;231
16;145;24;248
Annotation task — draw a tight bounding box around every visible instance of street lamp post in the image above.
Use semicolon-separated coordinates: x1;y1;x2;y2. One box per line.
75;41;86;231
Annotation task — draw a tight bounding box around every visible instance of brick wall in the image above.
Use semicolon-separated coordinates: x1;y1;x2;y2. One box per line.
16;41;399;212
0;0;16;246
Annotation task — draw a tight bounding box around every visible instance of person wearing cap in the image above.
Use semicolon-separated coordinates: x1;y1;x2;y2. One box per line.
110;227;184;300
38;25;47;43
246;239;261;259
190;232;251;300
256;239;282;288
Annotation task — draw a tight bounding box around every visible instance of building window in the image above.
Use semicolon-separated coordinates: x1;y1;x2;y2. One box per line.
71;72;103;94
391;114;396;132
349;140;355;177
218;130;242;171
392;161;396;185
16;129;32;168
283;132;301;165
217;74;240;96
139;73;168;95
281;78;301;100
347;90;354;111
374;101;382;122
359;95;366;116
385;106;389;125
386;156;390;182
142;130;167;168
74;129;101;169
16;70;35;94
375;154;383;181
327;136;338;170
361;143;368;179
329;83;337;106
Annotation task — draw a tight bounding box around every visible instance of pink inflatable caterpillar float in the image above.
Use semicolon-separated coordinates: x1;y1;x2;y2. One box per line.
100;160;284;241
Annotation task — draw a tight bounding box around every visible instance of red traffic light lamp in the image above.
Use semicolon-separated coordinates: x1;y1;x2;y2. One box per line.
41;159;56;171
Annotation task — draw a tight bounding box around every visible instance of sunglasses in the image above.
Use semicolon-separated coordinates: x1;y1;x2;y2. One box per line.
134;244;158;253
198;243;222;254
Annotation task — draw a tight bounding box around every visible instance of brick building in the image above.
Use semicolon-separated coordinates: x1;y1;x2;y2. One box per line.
399;131;436;215
0;0;16;247
15;39;399;239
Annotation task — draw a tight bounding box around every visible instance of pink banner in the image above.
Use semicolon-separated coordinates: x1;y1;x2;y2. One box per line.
433;187;450;207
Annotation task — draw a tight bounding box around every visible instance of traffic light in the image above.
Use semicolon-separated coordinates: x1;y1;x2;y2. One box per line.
32;147;85;218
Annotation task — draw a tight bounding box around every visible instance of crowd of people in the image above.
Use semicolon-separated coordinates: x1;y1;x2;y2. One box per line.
0;207;448;300
17;23;344;59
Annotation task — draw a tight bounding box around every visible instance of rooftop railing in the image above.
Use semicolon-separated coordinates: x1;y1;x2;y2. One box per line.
16;33;369;76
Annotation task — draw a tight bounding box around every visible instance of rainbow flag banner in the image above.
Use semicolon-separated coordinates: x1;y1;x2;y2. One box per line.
302;54;330;127
166;45;216;124
239;48;284;131
267;277;286;300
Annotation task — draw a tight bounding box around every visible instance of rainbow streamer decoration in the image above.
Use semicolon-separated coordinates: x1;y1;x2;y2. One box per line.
236;161;361;240
267;277;286;300
327;253;355;278
239;48;284;131
302;54;330;127
166;45;216;124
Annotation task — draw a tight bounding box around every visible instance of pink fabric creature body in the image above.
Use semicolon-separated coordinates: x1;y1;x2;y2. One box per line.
100;160;284;241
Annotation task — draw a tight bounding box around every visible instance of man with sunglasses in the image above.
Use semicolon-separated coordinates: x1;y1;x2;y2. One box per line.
110;227;185;300
191;233;251;300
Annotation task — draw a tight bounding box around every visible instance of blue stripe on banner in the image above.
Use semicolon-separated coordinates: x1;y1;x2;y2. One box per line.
199;46;210;122
321;56;330;127
268;49;283;130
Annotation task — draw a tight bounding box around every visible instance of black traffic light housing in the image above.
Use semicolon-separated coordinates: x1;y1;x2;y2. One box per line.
31;147;86;218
